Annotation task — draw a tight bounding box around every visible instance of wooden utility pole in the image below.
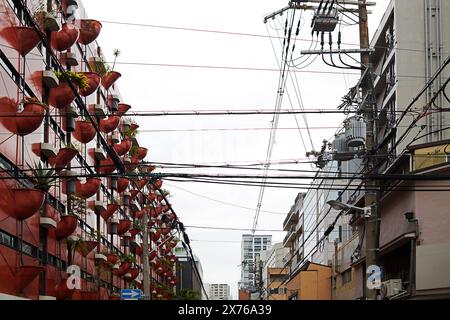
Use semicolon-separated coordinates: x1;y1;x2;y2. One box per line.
359;0;379;300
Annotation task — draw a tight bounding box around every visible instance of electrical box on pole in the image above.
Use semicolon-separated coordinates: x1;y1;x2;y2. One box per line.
311;7;339;32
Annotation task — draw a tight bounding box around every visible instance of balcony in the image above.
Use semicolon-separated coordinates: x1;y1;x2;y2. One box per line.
283;225;297;247
283;210;299;231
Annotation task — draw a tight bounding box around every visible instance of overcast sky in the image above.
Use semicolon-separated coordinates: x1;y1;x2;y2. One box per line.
83;0;390;298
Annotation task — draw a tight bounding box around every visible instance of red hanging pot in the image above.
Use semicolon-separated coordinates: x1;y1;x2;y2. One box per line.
117;177;130;193
130;189;139;200
147;192;156;202
51;23;80;51
77;19;102;45
55;215;78;240
75;177;101;199
127;268;140;281
107;253;119;265
1;188;45;220
149;251;157;261
113;138;132;156
117;219;132;236
129;229;140;238
72;120;96;144
0;26;41;55
116;103;131;116
136;179;148;190
114;262;131;277
98;157;116;174
49;81;78;109
99;116;120;133
151;231;161;242
126;157;140;172
135;246;143;256
0;98;46;136
101;71;121;90
76;240;98;257
48;147;78;170
79;72;101;97
135;147;148;160
100;203;119;220
14;266;43;293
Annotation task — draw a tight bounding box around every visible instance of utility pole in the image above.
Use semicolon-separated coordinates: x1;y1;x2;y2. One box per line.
142;207;150;300
359;0;379;300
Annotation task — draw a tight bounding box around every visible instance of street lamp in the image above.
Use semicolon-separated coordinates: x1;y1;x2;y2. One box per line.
326;200;372;218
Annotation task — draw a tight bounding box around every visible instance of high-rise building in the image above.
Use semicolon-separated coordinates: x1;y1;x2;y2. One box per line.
239;234;272;291
174;244;206;300
206;284;232;300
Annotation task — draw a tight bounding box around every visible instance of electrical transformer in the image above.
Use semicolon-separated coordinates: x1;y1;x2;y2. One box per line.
345;116;366;148
311;7;339;32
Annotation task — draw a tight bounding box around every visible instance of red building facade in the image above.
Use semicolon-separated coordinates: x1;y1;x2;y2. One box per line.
0;0;177;300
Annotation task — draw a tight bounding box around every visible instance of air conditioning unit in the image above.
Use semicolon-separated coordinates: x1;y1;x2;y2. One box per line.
381;279;403;299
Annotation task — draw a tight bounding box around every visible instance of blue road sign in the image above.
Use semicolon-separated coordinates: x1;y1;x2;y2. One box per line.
121;289;142;300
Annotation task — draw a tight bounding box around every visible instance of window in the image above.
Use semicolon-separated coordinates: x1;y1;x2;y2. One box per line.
342;269;352;285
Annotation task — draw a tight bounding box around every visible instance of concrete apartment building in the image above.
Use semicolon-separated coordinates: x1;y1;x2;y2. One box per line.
239;234;272;291
259;243;289;300
206;284;232;300
340;0;450;300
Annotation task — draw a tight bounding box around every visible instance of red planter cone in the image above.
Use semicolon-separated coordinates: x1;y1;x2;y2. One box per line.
0;26;41;55
114;262;131;277
48;148;78;170
113;138;132;156
14;266;43;293
77;19;102;45
116;103;131;116
99;116;120;133
1;189;45;220
136;147;148;160
100;203;119;221
79;72;101;97
72;120;96;144
117;178;129;193
101;71;121;90
117;220;132;236
75;177;101;199
55;215;78;240
51;23;80;52
99;157;116;174
76;240;98;257
107;253;119;265
0;98;46;136
49;81;78;109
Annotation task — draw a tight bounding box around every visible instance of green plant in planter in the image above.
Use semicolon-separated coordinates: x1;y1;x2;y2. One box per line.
122;127;138;139
132;220;145;232
68;194;87;217
54;70;90;90
129;145;140;157
121;253;136;264
33;1;59;30
27;161;57;191
23;96;48;109
90;57;110;76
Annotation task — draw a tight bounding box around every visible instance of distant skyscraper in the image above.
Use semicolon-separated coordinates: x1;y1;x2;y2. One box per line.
239;234;272;291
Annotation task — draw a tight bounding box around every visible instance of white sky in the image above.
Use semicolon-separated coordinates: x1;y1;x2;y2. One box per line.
82;0;390;299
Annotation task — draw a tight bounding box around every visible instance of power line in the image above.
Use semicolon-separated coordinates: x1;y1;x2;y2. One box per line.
164;182;287;215
185;225;285;232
